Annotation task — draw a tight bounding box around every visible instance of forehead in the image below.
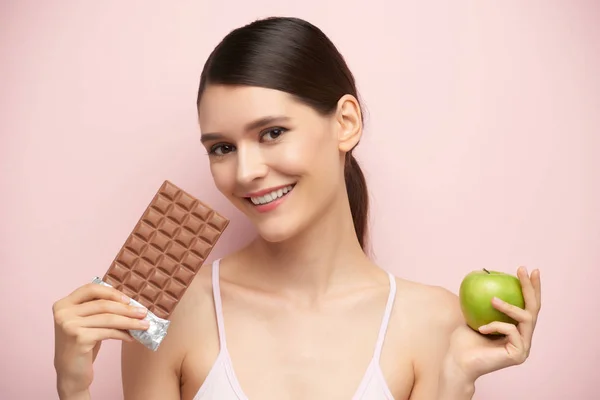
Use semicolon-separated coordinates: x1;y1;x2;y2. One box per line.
198;85;304;133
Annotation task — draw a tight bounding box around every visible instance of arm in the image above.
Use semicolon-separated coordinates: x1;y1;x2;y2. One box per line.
409;267;542;399
408;287;475;400
121;292;193;399
437;358;476;400
53;283;149;400
121;336;183;400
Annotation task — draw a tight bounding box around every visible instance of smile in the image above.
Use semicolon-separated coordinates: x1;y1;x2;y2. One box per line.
249;185;295;205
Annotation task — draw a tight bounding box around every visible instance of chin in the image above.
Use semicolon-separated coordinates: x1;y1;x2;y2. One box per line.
254;220;299;244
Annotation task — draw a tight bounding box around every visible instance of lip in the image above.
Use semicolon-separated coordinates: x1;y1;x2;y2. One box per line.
244;183;296;198
248;185;295;213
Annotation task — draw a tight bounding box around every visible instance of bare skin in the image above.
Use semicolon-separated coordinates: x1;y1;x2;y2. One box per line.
121;249;469;400
53;85;542;399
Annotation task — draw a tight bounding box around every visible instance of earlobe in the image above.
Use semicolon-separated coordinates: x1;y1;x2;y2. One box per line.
336;94;362;153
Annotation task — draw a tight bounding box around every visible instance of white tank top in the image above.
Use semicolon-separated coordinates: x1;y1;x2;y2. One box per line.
193;259;397;399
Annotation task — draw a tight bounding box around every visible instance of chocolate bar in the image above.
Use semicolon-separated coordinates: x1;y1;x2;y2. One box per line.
103;180;229;319
93;180;229;351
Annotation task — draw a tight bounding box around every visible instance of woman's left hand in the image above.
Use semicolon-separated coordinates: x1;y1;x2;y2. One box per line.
445;266;542;384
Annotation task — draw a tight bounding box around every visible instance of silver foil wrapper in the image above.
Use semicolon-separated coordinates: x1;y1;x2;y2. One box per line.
92;277;170;351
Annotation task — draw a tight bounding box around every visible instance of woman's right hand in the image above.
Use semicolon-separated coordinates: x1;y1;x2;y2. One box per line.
52;283;150;399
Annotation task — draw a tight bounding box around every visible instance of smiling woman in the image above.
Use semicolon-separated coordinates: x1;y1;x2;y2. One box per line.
196;80;364;246
52;16;542;400
196;17;370;250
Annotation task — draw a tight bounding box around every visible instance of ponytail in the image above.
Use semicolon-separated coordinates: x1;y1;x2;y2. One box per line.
344;152;369;251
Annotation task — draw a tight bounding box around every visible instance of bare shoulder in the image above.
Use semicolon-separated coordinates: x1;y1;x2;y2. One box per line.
393;276;463;336
384;276;466;397
121;263;217;399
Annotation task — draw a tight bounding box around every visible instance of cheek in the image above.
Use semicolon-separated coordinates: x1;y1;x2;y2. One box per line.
209;161;236;194
275;130;338;175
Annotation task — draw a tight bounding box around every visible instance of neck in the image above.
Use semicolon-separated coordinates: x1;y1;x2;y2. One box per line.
241;190;372;299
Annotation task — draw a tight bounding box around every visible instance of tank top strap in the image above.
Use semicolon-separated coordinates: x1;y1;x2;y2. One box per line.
211;258;228;349
372;272;397;362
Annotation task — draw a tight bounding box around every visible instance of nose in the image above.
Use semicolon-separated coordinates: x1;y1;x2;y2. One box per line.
236;144;268;185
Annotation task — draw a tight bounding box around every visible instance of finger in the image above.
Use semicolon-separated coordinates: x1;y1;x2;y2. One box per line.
79;314;150;331
478;322;527;364
68;283;130;306
80;328;135;344
517;266;538;314
491;296;529;323
531;269;542;312
491;296;533;348
74;299;147;319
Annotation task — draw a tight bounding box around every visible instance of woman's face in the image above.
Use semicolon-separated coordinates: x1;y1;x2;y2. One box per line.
198;84;359;243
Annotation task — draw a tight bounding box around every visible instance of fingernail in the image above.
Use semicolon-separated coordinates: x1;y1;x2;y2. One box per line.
492;297;504;304
139;320;150;328
122;295;130;303
135;306;147;316
478;325;488;332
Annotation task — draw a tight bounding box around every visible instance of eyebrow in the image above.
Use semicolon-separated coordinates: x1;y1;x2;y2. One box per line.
200;115;290;144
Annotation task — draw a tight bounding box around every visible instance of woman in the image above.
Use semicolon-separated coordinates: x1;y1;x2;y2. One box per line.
53;17;542;399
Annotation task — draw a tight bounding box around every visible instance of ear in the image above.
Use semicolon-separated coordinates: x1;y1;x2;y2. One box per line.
335;94;362;154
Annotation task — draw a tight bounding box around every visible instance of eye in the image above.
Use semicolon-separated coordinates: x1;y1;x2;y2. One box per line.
260;127;287;142
209;143;236;156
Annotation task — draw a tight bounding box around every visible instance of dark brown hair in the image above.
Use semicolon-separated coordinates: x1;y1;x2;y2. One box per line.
196;16;369;251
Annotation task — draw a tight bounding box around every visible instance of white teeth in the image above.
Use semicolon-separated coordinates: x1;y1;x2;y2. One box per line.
250;185;294;205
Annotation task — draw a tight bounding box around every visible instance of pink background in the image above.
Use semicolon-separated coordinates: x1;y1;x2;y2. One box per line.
1;1;599;399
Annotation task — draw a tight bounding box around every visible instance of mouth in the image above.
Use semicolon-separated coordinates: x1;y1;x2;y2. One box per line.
245;184;296;206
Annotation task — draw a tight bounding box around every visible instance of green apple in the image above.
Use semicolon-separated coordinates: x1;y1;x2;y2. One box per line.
459;268;525;334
